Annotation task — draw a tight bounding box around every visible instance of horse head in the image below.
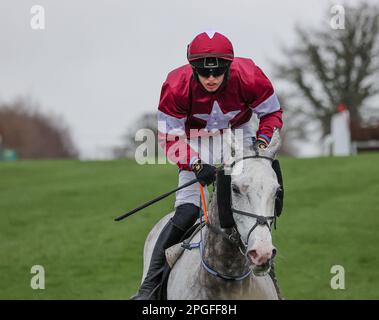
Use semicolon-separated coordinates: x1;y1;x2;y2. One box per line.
219;129;281;276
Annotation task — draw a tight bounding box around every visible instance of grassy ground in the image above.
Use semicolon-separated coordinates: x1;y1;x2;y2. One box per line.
0;154;378;299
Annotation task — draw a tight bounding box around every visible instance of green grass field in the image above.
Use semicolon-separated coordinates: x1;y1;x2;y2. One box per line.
1;154;379;299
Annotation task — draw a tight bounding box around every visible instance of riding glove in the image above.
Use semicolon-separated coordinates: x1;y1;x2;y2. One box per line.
253;136;269;153
192;159;216;186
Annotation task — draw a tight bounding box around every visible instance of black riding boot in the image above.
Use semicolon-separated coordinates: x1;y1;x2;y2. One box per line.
131;203;199;300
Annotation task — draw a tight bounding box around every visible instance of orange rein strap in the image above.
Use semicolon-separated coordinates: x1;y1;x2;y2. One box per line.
199;184;209;224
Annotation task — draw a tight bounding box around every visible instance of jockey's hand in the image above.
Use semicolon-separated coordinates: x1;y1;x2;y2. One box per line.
253;136;269;153
192;159;216;186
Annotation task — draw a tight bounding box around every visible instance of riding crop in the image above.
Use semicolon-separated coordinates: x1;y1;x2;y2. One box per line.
114;178;199;221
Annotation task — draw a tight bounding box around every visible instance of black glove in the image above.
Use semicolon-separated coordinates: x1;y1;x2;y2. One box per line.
192;159;216;186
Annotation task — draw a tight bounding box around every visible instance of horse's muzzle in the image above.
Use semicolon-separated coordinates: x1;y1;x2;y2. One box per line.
247;247;277;276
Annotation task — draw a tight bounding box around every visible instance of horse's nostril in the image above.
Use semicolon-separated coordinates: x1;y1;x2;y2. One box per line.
272;248;277;257
249;250;258;260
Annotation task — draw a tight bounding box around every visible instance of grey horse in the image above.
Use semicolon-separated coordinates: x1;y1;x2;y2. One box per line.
141;130;282;300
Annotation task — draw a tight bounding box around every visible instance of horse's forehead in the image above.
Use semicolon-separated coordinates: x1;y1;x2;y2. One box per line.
232;161;275;184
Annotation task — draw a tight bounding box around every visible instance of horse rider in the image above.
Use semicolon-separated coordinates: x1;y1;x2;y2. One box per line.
132;31;283;300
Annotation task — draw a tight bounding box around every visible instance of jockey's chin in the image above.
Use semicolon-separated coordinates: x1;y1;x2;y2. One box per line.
198;74;225;92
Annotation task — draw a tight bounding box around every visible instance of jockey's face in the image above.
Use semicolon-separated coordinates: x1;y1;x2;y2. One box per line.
198;73;225;92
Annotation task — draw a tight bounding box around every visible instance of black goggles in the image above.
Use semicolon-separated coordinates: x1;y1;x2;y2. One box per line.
195;66;228;78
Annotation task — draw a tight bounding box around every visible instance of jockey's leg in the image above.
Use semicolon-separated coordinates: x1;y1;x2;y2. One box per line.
131;203;199;300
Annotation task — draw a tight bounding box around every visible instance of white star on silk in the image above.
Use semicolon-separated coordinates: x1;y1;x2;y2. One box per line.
193;101;240;132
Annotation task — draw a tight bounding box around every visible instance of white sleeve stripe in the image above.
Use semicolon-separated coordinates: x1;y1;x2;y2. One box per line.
157;110;187;135
251;93;280;119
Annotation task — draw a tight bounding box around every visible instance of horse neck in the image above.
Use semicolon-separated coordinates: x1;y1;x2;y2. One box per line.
202;194;249;276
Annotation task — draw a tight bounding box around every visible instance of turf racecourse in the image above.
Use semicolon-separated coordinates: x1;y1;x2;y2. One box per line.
0;153;378;299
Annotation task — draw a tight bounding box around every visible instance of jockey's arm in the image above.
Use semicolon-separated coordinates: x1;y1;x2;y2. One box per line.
256;109;283;146
247;65;283;146
157;81;198;171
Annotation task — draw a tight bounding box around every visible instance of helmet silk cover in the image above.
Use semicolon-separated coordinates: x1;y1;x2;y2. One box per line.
187;31;234;63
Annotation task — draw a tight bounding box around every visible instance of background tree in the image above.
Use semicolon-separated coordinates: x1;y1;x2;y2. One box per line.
275;2;379;139
114;113;158;159
274;94;306;156
0;98;77;159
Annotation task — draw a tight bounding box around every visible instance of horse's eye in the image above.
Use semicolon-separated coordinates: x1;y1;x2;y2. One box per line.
232;185;240;194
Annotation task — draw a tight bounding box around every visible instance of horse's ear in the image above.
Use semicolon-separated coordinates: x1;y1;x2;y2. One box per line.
261;128;281;158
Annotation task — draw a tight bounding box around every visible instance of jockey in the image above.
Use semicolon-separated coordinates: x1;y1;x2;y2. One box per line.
132;31;283;300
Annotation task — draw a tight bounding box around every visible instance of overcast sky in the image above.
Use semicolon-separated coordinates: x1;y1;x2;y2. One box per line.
0;0;375;158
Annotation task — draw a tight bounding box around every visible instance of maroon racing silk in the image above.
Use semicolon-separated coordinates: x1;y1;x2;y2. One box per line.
158;57;283;170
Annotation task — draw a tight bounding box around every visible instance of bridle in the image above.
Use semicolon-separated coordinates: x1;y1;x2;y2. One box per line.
211;155;277;253
230;155;278;254
196;154;278;281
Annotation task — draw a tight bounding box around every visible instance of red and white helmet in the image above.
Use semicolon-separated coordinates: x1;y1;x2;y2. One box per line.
187;31;234;63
